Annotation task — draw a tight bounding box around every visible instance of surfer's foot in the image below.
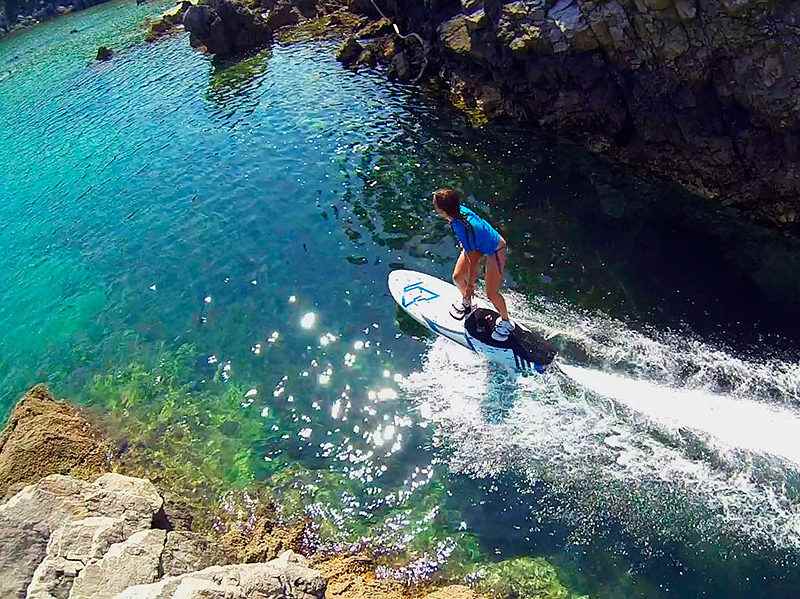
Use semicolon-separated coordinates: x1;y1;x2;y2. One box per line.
449;299;472;320
492;318;515;341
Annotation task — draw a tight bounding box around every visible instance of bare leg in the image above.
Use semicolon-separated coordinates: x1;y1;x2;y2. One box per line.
485;244;510;321
453;251;483;304
452;251;471;303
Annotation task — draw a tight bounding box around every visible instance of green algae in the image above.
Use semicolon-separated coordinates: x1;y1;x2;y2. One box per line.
473;557;588;599
83;343;265;494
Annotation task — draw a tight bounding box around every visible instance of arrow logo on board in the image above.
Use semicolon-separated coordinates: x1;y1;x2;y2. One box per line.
401;282;440;308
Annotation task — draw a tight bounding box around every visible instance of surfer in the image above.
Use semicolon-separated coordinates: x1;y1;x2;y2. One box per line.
433;188;514;341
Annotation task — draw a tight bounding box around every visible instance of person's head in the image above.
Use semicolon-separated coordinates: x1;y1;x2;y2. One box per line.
432;188;461;221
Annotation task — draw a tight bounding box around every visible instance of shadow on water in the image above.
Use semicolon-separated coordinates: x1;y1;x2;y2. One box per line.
206;48;272;113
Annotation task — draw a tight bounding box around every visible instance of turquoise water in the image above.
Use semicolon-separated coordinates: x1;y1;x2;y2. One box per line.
3;3;800;597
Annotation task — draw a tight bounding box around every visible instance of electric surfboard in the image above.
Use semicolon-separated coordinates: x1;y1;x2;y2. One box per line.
388;270;557;374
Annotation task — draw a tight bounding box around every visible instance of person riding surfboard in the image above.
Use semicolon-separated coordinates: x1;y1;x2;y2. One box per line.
432;188;514;342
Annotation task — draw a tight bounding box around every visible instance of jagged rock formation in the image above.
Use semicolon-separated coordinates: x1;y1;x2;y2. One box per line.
368;0;800;227
0;473;322;598
183;0;274;56
0;384;110;499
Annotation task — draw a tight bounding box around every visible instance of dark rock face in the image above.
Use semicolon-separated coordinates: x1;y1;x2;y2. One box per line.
336;35;363;65
385;0;800;227
183;0;272;56
0;0;112;36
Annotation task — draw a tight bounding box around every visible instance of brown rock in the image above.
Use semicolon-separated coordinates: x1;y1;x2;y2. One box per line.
356;17;392;39
314;555;404;599
425;585;482;599
220;503;307;563
0;385;110;499
337;36;364;65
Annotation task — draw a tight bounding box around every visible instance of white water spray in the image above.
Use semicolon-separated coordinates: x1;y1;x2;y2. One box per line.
401;292;800;553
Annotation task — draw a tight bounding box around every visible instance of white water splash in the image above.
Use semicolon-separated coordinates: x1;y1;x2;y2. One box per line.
401;292;800;553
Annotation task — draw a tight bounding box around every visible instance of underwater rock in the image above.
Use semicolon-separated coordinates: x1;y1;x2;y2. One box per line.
183;0;272;56
0;384;111;499
473;556;580;599
425;586;482;599
95;46;113;61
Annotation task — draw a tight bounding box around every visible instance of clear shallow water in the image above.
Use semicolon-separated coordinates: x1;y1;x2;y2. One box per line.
2;3;800;597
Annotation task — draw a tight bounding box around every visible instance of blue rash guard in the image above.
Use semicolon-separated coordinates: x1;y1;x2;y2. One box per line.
450;206;501;255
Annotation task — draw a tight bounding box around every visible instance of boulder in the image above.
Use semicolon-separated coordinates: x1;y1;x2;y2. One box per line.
96;46;113;60
0;384;110;499
69;529;166;598
114;550;326;599
183;0;272;56
162;530;227;576
85;473;164;537
0;515;50;598
26;516;126;599
388;50;412;81
356;17;392;39
0;473;164;597
336;36;363;65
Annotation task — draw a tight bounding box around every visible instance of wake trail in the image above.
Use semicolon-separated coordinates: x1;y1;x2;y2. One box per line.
401;292;800;554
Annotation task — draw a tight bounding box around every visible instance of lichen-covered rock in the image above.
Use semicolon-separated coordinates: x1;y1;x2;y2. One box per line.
145;0;196;42
0;384;110;498
356;16;392;39
314;554;405;599
183;0;272;56
115;550;326;599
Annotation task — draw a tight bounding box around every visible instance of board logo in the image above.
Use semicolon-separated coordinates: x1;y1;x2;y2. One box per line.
401;281;440;308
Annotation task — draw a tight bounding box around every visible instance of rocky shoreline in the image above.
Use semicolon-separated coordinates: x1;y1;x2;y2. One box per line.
0;385;581;599
0;0;113;37
157;0;800;231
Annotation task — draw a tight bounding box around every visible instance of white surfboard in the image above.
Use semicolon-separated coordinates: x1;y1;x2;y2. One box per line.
388;270;557;374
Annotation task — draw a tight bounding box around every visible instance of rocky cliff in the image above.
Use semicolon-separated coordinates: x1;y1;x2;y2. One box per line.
0;386;491;599
176;0;800;228
368;0;800;228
